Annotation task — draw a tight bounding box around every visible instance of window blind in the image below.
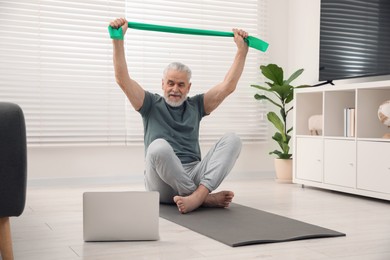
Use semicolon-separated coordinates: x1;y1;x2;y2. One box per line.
0;0;268;146
0;0;125;145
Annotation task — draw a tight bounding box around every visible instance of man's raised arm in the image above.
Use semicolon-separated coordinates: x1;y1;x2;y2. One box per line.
110;18;145;111
203;28;249;114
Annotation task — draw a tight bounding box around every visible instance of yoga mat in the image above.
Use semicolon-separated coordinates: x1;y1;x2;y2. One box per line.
108;21;269;52
160;203;345;247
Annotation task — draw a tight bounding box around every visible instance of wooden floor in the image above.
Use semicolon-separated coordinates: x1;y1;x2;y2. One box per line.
9;175;390;260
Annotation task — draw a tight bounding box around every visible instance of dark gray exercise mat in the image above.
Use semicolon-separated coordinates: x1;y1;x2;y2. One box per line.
160;203;345;247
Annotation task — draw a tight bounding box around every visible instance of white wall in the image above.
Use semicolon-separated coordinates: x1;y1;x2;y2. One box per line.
287;0;321;85
27;0;307;181
269;0;322;84
27;143;275;180
267;0;289;72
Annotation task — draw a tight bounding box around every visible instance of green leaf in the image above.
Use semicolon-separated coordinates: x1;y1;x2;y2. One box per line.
270;84;293;101
279;153;292;159
254;94;282;108
285;89;294;104
272;132;283;140
280;141;290;153
260;64;284;86
269;150;283;156
265;82;274;89
272;132;290;152
269;84;284;99
267;112;285;136
250;84;271;92
286;133;291;143
269;150;292;159
284;68;304;86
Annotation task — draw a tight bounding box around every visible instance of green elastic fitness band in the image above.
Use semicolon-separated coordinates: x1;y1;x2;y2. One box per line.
108;21;269;52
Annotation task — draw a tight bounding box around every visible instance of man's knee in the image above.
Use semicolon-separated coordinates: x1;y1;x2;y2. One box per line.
146;138;173;160
223;132;242;152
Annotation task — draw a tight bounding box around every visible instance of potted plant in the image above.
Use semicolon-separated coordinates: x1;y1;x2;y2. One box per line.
251;64;308;182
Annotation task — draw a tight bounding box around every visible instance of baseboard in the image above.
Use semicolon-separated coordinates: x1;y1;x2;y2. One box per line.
27;171;275;188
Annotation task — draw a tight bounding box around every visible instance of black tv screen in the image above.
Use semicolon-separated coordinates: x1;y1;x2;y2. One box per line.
319;0;390;82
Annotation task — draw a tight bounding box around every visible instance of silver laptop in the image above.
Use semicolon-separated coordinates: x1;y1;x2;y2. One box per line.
83;191;160;242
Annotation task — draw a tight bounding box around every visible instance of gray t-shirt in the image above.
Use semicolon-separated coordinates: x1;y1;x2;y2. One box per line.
138;91;207;164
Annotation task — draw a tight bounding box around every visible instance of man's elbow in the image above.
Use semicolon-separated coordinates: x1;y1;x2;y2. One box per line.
223;76;240;92
115;76;124;88
225;81;238;94
115;72;128;88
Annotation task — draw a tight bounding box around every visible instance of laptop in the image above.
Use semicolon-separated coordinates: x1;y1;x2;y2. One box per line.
83;191;160;242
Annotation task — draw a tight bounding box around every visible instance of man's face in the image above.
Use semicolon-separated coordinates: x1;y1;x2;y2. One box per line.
162;69;191;107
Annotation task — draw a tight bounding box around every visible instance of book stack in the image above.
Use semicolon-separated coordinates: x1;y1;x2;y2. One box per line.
344;108;355;137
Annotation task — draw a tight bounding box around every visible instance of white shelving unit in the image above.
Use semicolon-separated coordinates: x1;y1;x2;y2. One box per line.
293;80;390;201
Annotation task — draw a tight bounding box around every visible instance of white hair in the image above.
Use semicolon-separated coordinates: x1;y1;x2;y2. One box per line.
163;62;192;81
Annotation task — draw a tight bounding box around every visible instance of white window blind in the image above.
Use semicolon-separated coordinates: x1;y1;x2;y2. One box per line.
0;0;125;145
0;0;268;146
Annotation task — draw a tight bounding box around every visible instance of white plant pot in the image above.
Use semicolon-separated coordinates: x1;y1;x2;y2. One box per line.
274;158;293;183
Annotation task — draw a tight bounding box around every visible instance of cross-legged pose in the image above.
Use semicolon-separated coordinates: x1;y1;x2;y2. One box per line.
110;18;248;213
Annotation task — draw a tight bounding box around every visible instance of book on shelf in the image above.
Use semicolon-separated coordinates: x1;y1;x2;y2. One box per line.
344;108;355;137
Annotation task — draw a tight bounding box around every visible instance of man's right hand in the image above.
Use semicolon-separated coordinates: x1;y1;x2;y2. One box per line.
109;18;128;37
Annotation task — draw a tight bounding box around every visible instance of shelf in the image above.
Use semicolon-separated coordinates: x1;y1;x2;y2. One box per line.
294;80;390;201
323;90;355;137
295;92;323;136
295;82;390;139
356;88;390;139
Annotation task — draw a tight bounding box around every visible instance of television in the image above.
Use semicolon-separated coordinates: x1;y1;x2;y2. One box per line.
319;0;390;83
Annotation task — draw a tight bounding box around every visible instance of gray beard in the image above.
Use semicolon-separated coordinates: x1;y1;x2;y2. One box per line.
164;95;186;107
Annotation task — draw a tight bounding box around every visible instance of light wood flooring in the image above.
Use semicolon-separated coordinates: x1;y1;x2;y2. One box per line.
8;175;390;260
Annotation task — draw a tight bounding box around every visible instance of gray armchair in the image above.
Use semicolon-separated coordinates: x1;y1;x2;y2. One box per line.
0;102;27;260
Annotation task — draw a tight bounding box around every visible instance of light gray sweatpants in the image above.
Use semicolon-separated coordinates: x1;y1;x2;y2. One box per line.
144;132;242;204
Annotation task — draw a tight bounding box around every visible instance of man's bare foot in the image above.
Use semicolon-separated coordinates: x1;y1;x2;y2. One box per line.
174;195;203;214
174;190;234;214
203;191;234;208
174;185;209;214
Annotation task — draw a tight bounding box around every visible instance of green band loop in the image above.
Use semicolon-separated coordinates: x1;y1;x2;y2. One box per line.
108;21;269;52
108;26;123;40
